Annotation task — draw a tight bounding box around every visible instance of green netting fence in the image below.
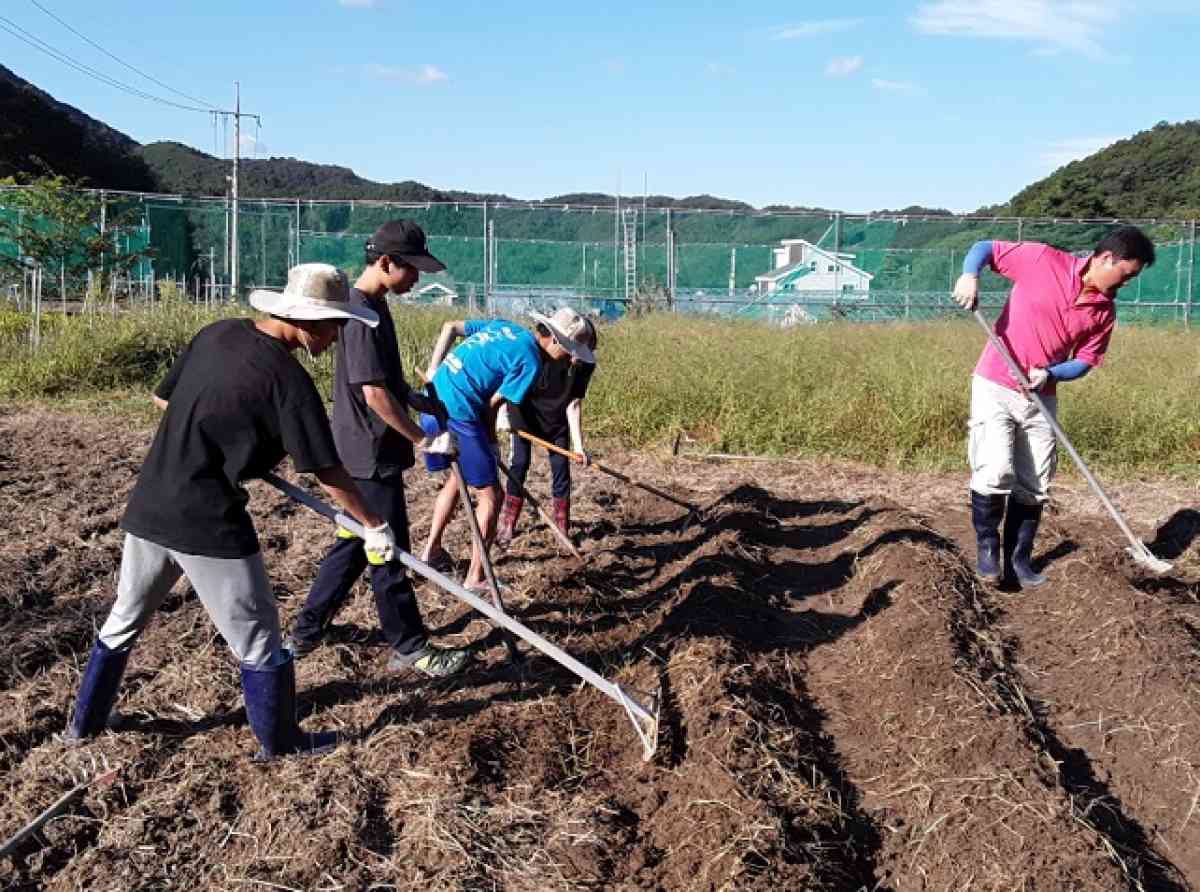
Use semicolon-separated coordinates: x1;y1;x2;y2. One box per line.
2;187;1197;326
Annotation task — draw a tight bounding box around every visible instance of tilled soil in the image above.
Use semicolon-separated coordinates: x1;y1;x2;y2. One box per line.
3;406;1200;890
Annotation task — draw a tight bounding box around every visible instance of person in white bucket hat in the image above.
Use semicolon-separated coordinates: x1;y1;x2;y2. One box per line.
496;309;598;544
65;262;398;763
529;307;596;365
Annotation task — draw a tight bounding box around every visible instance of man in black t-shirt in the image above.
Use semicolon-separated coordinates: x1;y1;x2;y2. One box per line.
284;221;471;678
496;308;598;543
66;264;397;762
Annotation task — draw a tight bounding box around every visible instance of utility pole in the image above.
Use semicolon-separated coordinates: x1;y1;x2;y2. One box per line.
232;82;240;298
211;82;261;301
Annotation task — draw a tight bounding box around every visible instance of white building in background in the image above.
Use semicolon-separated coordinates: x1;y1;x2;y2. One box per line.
754;239;873;296
412;281;457;305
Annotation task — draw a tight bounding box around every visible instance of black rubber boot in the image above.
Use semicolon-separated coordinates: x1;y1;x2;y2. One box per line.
1004;499;1048;588
65;639;131;744
240;650;338;763
970;490;1005;583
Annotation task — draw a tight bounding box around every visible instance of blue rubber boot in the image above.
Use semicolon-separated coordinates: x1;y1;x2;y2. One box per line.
65;639;131;744
1004;499;1048;588
240;649;338;762
970;490;1005;583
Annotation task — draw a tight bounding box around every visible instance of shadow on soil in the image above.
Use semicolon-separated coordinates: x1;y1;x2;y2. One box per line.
950;549;1188;890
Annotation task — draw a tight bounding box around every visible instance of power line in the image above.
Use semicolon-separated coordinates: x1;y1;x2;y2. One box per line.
28;0;216;109
0;13;215;113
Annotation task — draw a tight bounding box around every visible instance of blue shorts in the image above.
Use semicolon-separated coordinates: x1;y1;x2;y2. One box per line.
420;414;499;489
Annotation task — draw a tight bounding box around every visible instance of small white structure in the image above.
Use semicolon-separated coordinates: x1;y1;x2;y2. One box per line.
413;282;457;305
755;239;872;296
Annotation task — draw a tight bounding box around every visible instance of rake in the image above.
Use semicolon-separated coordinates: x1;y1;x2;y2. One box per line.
1;759;119;860
515;429;700;515
971;309;1171;575
263;473;661;760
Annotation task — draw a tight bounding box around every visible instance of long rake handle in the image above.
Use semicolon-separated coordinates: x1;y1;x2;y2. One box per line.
971;309;1152;557
448;460;521;663
262;473;658;757
515;430;698;512
1;769;117;860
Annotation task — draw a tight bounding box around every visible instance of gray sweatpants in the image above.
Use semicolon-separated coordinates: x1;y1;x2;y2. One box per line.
99;533;281;669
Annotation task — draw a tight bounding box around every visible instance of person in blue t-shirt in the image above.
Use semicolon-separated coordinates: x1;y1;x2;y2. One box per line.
417;316;588;591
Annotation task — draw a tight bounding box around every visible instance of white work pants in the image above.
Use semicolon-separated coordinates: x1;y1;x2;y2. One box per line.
967;375;1058;505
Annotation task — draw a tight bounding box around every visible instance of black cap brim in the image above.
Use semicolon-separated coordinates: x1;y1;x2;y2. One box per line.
402;253;446;273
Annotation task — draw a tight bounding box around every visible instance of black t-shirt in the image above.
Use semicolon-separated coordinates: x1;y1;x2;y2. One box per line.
522;357;595;438
331;288;415;479
121;318;341;558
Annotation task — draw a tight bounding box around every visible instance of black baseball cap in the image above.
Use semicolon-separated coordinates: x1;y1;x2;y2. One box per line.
367;220;446;273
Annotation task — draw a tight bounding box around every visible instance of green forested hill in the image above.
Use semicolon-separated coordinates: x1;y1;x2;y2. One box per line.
0;64;157;191
137;141;514;202
1005;121;1200;219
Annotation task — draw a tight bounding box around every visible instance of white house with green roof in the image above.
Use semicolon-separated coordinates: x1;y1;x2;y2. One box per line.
754;239;872;296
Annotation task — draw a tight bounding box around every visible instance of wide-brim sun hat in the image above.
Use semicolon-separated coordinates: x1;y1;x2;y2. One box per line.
529;307;596;364
249;263;378;328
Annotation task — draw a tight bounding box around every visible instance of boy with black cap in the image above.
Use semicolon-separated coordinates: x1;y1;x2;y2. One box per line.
496;307;598;543
66;263;395;761
417;310;594;592
284;220;471;678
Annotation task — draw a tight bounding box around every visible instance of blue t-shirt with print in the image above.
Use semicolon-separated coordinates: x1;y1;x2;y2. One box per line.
431;319;541;422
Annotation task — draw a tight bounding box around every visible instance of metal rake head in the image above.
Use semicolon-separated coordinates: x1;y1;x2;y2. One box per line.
1126;542;1173;576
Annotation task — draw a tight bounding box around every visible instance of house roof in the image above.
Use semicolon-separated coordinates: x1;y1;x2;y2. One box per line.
756;241;874;284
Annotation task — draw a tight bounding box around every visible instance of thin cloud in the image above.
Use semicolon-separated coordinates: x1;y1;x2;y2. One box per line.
365;64;448;84
415;64;447;84
872;77;922;93
911;0;1122;58
1040;136;1120;170
826;55;864;77
772;18;864;39
604;59;627;76
338;0;377;7
706;61;735;76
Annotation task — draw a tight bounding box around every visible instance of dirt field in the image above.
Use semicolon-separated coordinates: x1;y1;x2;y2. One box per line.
3;406;1200;891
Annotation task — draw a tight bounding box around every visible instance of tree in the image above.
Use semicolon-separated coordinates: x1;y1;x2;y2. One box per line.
0;174;155;295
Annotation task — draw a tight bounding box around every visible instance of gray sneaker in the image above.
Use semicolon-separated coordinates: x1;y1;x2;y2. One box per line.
389;645;472;678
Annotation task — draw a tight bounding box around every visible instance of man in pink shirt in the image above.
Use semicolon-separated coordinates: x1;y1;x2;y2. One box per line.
952;226;1155;588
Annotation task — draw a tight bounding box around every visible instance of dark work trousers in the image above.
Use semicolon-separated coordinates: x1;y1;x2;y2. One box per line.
506;429;572;499
293;475;427;656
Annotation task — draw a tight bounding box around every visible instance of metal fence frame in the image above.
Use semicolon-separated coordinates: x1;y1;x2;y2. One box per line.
2;185;1198;326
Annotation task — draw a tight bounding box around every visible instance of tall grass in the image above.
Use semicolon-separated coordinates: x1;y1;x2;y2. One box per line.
2;306;1198;476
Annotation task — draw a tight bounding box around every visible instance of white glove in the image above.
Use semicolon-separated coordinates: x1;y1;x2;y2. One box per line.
1026;367;1050;391
952;273;979;311
363;522;396;565
421;430;458;456
495;403;512;433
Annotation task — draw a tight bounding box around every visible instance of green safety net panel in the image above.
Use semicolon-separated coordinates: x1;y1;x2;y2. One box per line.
2;189;1198;320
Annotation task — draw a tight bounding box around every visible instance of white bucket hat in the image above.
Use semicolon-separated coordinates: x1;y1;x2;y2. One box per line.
529;307;595;364
249;263;378;328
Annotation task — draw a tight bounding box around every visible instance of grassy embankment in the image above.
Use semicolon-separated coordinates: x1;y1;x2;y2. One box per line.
1;303;1197;476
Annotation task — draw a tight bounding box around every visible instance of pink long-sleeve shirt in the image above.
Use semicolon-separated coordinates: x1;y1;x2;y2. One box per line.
974;240;1116;397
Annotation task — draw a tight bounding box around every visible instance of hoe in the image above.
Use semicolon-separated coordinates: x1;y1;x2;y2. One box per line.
972;309;1172;576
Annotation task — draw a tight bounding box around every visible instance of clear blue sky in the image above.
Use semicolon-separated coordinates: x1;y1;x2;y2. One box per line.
3;0;1197;212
